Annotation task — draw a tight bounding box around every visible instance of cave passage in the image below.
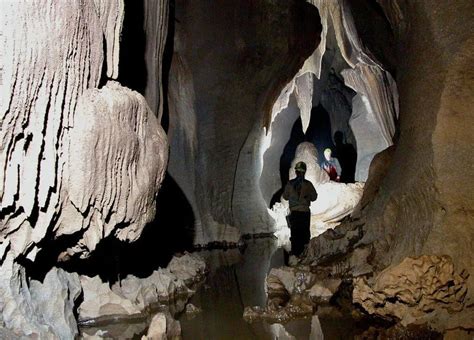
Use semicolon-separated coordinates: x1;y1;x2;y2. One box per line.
3;0;472;338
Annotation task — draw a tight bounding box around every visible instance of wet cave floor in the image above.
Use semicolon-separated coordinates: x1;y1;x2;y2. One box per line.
79;237;370;339
79;238;444;339
178;238;359;340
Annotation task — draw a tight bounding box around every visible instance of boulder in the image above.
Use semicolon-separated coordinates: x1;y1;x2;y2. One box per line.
29;268;82;340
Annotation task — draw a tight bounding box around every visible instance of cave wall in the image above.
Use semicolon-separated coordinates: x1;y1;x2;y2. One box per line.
168;0;321;244
0;1;169;336
265;0;399;192
351;0;474;320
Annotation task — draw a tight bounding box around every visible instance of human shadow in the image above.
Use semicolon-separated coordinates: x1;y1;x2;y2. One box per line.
333;131;357;183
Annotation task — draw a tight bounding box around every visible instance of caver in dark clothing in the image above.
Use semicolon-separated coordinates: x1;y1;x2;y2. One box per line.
282;162;317;256
287;211;311;256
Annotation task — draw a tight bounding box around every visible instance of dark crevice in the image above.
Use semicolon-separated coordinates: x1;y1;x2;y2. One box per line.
97;34;108;88
118;0;147;93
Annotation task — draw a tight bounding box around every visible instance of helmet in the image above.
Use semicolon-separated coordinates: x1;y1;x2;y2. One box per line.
294;161;307;173
324;148;332;154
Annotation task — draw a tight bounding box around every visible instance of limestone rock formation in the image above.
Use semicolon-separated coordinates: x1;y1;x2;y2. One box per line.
288;143;329;185
0;0;169;336
167;0;322;244
28;268;82;339
0;257;81;339
268;0;399;183
296;0;474;331
351;146;395;218
353;256;468;326
60;81;168;258
142;0;170;121
79;275;141;320
345;2;474;327
79;253;206;321
143;313;167;340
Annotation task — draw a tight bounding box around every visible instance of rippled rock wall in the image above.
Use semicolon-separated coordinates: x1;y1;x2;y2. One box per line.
0;1;169;337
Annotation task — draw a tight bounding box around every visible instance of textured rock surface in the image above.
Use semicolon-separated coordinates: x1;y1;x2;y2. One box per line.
1;0;100;257
352;146;395;218
60;81;168;257
167;0;322;244
79;275;141;320
260;94;301;206
300;0;474;331
267;0;399;183
0;0;169;335
29;268;82;339
143;313;167;340
0;1;168;250
351;0;474;314
142;0;170;121
0;256;81;338
353;256;468;326
79;253;206;321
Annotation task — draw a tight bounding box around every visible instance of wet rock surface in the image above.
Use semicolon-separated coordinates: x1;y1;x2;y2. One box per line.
244;265;342;324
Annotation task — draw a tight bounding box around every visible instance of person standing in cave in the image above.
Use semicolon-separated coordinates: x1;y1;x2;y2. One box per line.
283;162;318;257
321;148;342;182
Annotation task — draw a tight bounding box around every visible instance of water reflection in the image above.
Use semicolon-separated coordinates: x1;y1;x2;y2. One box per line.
180;238;284;339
